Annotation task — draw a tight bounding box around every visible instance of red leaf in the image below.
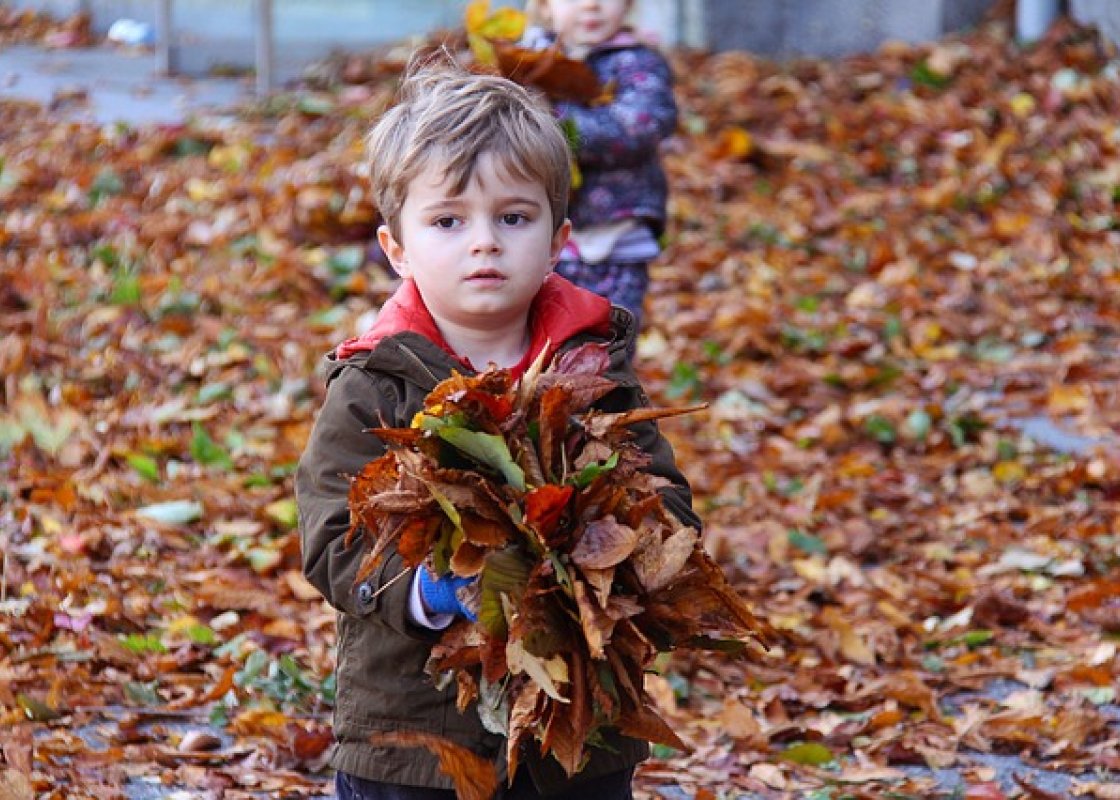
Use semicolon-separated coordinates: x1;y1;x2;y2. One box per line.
524;484;574;544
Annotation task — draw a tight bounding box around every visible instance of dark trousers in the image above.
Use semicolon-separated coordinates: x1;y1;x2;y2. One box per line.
335;767;634;800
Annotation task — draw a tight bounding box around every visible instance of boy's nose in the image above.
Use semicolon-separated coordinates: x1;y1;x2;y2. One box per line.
470;222;501;255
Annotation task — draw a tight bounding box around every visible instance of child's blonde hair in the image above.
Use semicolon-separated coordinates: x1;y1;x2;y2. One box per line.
366;60;572;240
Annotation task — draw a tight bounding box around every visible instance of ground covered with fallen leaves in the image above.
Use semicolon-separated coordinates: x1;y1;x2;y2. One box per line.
3;8;1120;800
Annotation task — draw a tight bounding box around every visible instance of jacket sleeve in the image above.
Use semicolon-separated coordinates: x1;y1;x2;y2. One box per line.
600;365;701;532
555;48;678;171
296;363;428;637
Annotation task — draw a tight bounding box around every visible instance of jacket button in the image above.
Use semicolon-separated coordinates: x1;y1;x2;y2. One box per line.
357;581;374;605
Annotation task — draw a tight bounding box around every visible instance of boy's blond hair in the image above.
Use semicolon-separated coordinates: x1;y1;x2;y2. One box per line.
366;62;572;240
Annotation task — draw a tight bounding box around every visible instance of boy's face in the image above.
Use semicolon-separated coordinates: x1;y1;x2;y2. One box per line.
378;152;570;341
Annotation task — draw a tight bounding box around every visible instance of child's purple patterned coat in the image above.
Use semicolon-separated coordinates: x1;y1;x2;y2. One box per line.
549;30;679;236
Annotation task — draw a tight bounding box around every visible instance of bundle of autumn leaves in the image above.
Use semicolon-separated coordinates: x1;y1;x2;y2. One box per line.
464;0;606;105
347;343;768;794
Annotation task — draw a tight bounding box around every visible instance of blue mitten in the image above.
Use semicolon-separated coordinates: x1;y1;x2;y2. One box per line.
418;567;478;621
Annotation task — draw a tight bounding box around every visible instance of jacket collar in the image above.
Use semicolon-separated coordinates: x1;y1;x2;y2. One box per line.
333;274;612;380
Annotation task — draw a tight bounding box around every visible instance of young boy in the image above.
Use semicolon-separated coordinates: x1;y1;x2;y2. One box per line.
296;64;699;800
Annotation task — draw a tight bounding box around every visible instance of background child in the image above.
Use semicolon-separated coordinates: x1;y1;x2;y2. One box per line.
522;0;678;332
296;63;699;799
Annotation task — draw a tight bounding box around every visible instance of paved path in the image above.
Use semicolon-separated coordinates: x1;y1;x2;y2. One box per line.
0;43;254;125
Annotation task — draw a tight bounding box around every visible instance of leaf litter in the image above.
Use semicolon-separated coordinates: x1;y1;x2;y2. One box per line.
2;3;1120;798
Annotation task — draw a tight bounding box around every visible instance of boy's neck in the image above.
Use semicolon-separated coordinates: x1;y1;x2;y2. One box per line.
436;316;533;372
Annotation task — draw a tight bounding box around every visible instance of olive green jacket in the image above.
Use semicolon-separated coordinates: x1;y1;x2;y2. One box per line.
295;308;699;794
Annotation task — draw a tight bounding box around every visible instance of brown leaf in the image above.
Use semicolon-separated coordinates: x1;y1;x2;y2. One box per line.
616;701;689;752
506;678;543;783
368;730;498;800
0;770;34;800
537;385;573;480
491;42;603;104
632;526;698;592
539;652;593;777
570;516;639;570
583;403;707;439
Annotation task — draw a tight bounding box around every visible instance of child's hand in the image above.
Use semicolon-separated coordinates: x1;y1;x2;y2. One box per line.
418;566;479;621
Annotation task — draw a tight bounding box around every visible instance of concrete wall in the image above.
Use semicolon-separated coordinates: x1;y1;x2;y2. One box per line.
1070;0;1120;47
696;0;996;58
8;0;1002;78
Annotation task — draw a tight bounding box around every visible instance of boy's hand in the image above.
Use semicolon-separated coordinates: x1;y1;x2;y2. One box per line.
418;566;478;621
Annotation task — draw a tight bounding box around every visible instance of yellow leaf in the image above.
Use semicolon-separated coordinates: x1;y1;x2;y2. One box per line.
993;460;1025;484
1010;92;1036;117
821;607;876;666
468;32;498;69
992;210;1032;238
477;8;526;41
186;178;223;203
265;497;298;530
231;708;289;734
712;127;753;160
465;1;525;40
1048;384;1091;413
207;143;250;173
166;615;201;637
464;0;491;33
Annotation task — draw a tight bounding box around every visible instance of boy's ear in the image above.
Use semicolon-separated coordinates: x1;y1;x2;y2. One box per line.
549;219;572;266
377;224;408;277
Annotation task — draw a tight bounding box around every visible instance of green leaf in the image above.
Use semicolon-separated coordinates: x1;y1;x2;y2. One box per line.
173;136;212;157
327;246;365;275
479;548;531;637
190;421;233;469
437;427;525;490
109;267;141;306
571;452;619;489
236;649;270;685
0;418;26;456
196;382;232;404
89;167;124;204
975;337;1016;364
126;452;160;482
124;681;162;706
296;94;336;116
958;629;994;649
905;409;932;441
666;362;702;400
246;546;282;574
187;624;218;646
1080;685;1116;705
781;741;835;766
264;497;298;530
135;500;203;525
17;693;62;721
864;414;897;444
788;529;828;555
120;632;167;654
910;60;952;89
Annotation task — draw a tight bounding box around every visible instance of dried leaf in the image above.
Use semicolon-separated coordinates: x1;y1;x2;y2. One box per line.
369;730;499;800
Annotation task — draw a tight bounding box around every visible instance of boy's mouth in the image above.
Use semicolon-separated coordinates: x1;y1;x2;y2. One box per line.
466;268;506;281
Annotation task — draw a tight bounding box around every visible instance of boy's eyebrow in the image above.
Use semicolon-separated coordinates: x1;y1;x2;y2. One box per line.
418;195;544;212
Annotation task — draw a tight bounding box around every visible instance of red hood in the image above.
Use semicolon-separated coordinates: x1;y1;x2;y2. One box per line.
334;274;612;378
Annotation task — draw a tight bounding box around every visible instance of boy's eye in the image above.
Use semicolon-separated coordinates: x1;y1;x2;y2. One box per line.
434;217;459;229
500;213;527;225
